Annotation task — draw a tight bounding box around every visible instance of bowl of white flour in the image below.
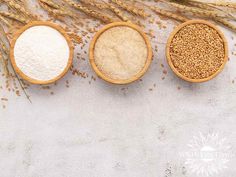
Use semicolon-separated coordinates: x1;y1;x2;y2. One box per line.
10;21;74;85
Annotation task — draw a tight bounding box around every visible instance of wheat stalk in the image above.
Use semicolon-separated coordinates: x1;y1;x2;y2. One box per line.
215;18;236;33
39;0;75;17
63;0;114;23
0;24;10;77
111;0;149;18
188;1;218;11
2;0;33;19
0;47;9;76
157;0;236;32
0;24;32;103
0;11;29;24
206;2;236;9
104;1;130;22
80;0;108;10
186;1;236;20
39;0;61;9
0;15;11;26
152;6;189;22
163;1;235;20
136;0;189;22
80;0;130;22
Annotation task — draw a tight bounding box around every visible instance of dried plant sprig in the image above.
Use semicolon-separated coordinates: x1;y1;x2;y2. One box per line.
150;6;189;22
0;15;11;26
39;0;61;9
0;49;9;76
63;0;114;23
186;1;236;20
13;72;32;103
215;18;236;33
2;0;35;20
0;25;11;76
80;0;130;22
39;0;75;18
111;0;149;18
0;24;31;103
207;2;236;9
104;1;130;22
163;1;235;20
136;0;190;22
0;11;29;24
80;0;108;10
188;1;219;11
156;0;236;32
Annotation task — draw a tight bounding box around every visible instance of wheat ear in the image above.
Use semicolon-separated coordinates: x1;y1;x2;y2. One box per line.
215;18;236;33
39;0;74;17
63;0;114;23
0;15;11;26
163;1;235;20
0;11;29;24
0;24;32;102
208;2;236;9
188;1;236;20
150;6;189;22
111;0;149;18
104;2;130;22
0;46;9;76
39;0;61;9
80;0;108;10
8;0;31;16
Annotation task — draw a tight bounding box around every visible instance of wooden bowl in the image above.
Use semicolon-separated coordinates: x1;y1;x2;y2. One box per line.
89;22;153;85
10;21;74;85
166;20;228;83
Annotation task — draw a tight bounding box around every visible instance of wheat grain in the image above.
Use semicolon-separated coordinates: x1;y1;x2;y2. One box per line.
67;32;82;44
169;23;226;80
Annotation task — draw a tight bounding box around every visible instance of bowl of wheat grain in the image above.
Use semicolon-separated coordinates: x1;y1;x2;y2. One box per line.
166;20;228;83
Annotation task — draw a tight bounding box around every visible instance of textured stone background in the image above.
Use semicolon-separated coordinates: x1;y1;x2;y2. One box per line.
1;1;236;177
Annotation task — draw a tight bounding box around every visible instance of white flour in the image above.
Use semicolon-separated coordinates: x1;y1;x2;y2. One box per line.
94;26;148;80
14;25;70;81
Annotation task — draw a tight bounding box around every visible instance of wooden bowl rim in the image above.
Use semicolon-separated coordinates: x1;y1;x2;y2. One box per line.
10;21;74;85
89;22;153;85
166;19;228;83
